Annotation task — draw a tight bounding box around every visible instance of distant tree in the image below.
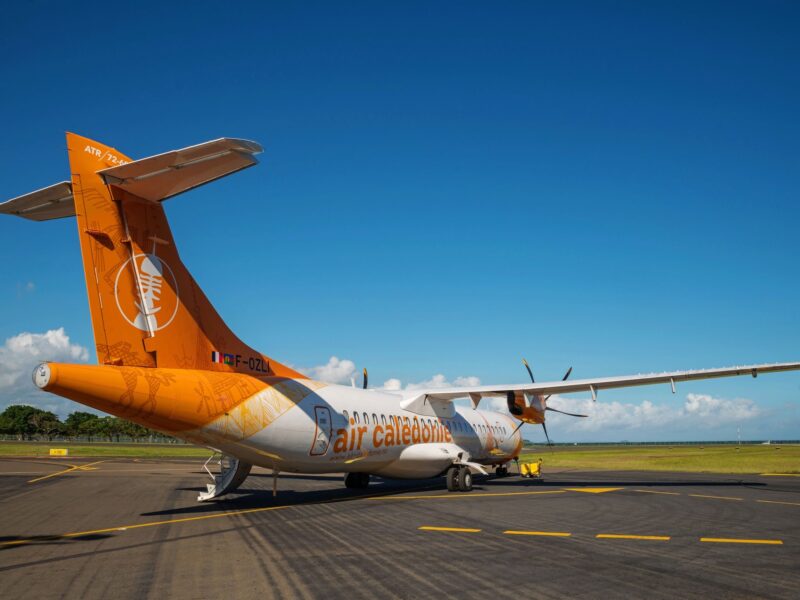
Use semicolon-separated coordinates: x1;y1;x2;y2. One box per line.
120;419;149;442
87;416;125;442
78;416;103;441
65;411;99;437
28;409;64;441
0;405;46;440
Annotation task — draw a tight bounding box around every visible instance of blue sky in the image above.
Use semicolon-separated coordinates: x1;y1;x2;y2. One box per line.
1;1;798;441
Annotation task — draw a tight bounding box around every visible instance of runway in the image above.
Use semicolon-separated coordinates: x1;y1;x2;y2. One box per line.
1;457;798;599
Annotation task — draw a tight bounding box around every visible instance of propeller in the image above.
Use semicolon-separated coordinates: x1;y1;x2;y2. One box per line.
514;359;585;446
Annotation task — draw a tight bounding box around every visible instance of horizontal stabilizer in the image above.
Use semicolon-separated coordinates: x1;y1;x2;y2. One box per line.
0;181;74;221
99;138;263;202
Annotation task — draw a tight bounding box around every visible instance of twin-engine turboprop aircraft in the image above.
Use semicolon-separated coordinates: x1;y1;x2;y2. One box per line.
3;134;799;500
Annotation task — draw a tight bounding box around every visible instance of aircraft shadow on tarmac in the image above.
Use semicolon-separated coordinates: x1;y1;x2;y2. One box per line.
142;473;766;518
0;533;113;551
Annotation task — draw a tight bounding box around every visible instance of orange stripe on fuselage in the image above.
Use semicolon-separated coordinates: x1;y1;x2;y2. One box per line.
42;362;323;434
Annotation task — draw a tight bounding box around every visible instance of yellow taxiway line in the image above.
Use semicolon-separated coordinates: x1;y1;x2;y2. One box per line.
27;460;107;484
367;490;565;501
418;526;481;533
688;494;742;501
633;489;680;495
756;499;800;507
0;504;294;547
760;473;800;477
596;534;671;541
504;530;572;537
700;537;783;545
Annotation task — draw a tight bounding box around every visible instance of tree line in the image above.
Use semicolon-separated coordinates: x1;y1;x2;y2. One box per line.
0;405;175;442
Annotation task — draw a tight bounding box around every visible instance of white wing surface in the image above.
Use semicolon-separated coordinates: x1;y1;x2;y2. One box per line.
399;362;800;412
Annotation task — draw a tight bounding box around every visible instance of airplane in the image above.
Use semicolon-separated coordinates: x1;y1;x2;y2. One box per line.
2;133;798;501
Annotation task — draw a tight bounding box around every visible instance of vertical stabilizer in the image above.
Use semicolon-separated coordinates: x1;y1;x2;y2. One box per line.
65;133;302;378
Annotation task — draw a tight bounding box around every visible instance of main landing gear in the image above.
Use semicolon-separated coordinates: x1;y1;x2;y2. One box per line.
344;472;370;489
446;465;473;492
495;465;509;478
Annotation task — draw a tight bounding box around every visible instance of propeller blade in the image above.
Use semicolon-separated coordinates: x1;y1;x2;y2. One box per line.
544;366;574;401
362;368;368;389
522;358;535;383
541;421;553;446
546;406;588;418
510;421;525;437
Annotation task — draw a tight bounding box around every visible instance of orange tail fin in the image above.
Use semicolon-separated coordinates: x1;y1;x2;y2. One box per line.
60;132;302;377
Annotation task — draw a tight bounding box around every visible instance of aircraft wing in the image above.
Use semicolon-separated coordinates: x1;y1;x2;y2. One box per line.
399;362;800;411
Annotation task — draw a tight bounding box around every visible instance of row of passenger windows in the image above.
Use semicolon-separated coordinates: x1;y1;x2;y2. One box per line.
341;410;508;436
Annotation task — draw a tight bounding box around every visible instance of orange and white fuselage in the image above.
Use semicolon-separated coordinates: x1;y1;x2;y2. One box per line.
33;361;521;478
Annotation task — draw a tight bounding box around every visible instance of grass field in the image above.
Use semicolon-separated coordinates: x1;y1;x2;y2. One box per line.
519;445;800;474
2;442;798;473
0;441;211;458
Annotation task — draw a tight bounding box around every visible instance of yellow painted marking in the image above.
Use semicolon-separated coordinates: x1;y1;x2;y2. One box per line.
418;526;481;533
689;494;743;501
633;489;680;495
0;504;293;547
760;473;800;477
757;500;800;507
367;490;565;501
49;449;68;456
596;534;670;541
700;537;783;545
504;530;572;537
27;460;107;484
563;487;622;494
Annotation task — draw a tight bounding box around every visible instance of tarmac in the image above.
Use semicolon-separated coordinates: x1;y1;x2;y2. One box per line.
1;456;798;599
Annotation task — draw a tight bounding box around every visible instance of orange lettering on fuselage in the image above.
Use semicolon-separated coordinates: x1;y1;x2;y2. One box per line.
333;429;348;453
329;417;454;456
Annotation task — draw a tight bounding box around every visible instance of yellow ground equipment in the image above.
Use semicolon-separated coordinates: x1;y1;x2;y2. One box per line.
520;458;543;479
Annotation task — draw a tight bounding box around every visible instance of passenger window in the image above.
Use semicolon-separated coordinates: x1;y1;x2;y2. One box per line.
354;412;360;424
363;412;368;424
343;410;349;422
381;414;386;425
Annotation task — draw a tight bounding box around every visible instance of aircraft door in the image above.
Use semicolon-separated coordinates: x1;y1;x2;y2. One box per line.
309;406;333;456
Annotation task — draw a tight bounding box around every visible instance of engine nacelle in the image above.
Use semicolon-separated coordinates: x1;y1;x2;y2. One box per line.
506;390;546;424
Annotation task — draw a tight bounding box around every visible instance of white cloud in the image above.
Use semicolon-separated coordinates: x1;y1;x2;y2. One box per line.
382;378;402;391
298;356;358;384
295;358;483;391
0;328;90;416
380;373;482;391
541;393;761;433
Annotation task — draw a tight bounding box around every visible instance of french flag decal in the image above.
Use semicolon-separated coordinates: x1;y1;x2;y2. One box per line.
211;351;223;364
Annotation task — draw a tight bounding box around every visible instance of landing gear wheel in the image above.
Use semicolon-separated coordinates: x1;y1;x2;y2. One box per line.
446;467;459;492
345;472;370;489
496;466;508;478
457;467;473;492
